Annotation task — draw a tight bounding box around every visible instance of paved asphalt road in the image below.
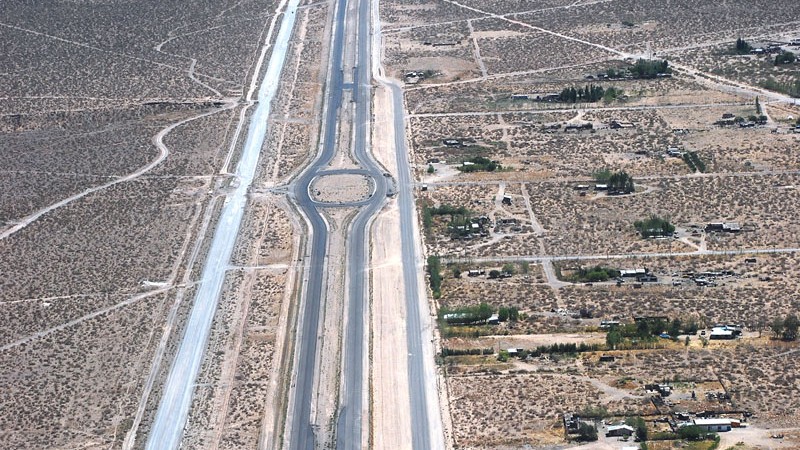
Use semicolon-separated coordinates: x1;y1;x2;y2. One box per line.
387;73;439;450
145;1;301;448
287;0;387;445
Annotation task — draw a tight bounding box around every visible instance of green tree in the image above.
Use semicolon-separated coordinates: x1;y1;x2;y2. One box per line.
502;263;516;275
576;422;598;442
427;164;435;174
772;317;785;339
427;256;442;298
783;314;799;341
677;425;702;441
607;330;623;349
735;37;752;54
755;96;761;114
775;51;797;65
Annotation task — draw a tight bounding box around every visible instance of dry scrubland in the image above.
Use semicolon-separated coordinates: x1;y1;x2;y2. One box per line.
182;198;295;447
668;42;800;91
446;343;800;448
254;4;328;183
0;0;289;447
381;0;800;447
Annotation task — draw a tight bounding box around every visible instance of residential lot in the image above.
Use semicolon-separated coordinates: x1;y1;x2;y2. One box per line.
381;0;800;447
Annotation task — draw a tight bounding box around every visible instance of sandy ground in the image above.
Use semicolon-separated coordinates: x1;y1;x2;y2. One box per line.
311;174;373;203
370;204;413;449
369;82;414;448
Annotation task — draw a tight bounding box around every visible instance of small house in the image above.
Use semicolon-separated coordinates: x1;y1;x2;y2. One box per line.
442;139;461;147
692;418;732;432
609;120;635;129
606;424;635;437
502;195;512;205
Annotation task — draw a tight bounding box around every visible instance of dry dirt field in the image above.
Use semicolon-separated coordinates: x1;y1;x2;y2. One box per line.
378;0;800;447
0;0;325;447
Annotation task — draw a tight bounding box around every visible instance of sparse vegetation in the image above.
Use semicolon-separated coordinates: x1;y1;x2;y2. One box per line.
683;151;707;173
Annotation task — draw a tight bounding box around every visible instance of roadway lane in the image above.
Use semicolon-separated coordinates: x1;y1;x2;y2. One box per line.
370;1;445;445
335;0;388;446
286;0;357;445
145;0;301;448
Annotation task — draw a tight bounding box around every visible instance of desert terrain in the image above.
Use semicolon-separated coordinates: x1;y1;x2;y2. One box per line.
375;0;800;448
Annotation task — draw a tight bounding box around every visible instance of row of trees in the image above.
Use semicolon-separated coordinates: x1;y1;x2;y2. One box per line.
559;84;622;103
427;255;442;298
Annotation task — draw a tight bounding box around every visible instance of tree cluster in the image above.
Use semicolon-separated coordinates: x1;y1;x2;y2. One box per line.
567;265;620;282
775;51;797;65
771;314;799;341
634;215;675;238
608;170;635;194
457;156;499;173
630;59;671;78
682;151;706;173
734;37;752;54
606;318;698;348
626;417;648;442
439;302;493;324
559;84;607;103
575;423;598;442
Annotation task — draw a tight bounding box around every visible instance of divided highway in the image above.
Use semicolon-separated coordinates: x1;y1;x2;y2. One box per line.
144;0;300;448
286;0;386;446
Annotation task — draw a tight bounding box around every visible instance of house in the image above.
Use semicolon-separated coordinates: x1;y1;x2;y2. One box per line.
442;139;462;147
606;424;635;437
692;418;732;432
706;222;741;233
575;184;590;191
511;94;529;100
620;268;647;278
467;269;485;277
565;123;593;131
421;184;428;191
487;314;500;325
599;320;621;329
502;195;512;205
637;274;658;282
722;113;736;119
667;147;683;157
599;355;616;362
609;120;635;129
595;184;608;191
710;328;735;340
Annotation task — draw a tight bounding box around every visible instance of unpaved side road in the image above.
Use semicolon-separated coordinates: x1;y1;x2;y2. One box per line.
369;83;413;449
